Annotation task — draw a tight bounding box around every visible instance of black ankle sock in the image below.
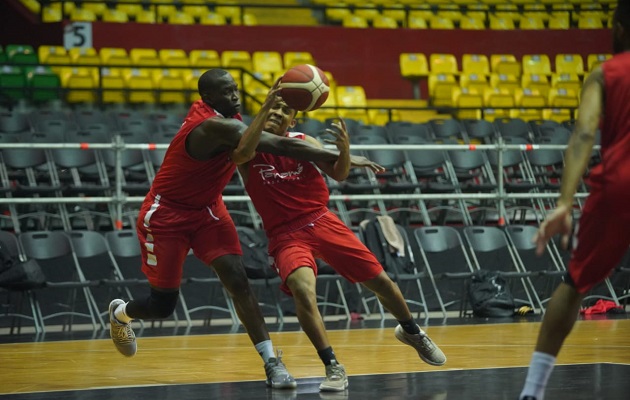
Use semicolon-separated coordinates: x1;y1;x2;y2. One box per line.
398;318;420;335
317;346;337;366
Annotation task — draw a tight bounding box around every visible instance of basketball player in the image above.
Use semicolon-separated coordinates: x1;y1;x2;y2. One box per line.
519;2;630;399
237;97;447;392
108;69;376;389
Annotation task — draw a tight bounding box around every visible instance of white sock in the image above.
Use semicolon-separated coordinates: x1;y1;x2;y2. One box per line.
114;302;133;324
520;351;556;400
255;340;275;363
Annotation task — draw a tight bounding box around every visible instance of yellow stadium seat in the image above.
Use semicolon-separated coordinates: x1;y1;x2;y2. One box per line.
100;48;130;66
489;16;516;30
578;16;604;29
491;54;521;76
548;88;579;108
462;54;490;76
221;51;252;71
342;15;368;28
215;4;241;23
382;5;405;23
190;50;221;69
523;3;549;22
551;73;581;94
136;10;157;23
555;54;584;76
429;16;455;29
354;4;380;21
130;48;161;67
38;46;71;65
336;85;367;107
103;9;129;23
522;74;550;98
325;3;351;22
284;52;315;69
70;8;97;22
373;15;398;28
60;67;97;103
200;12;227;25
182;5;211;19
242;13;258;26
153;69;186;104
490;73;520;92
156;4;178;21
186;69;204;102
522;54;551;76
587;54;611;71
453;87;483;120
159;49;189;68
20;0;40;13
437;4;464;22
124;68;156;104
428;73;458;107
494;3;520;21
542;108;572;123
460;73;489;94
368;108;394;126
484;87;515;120
100;67;126;103
400;53;428;79
467;3;489;19
81;2;107;16
48;1;75;17
117;3;143;18
167;11;195;25
460;17;485;30
69;47;100;65
253;51;283;77
409;7;433;22
41;7;62;22
548;14;570;29
430;54;458;75
408;17;428;29
519;16;545;29
514;87;546;112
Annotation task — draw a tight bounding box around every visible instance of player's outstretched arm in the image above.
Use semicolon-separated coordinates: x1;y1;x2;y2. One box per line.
230;80;281;165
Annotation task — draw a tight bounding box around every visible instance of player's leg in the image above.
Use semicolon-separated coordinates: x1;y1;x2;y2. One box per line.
109;200;191;357
274;240;347;392
520;199;630;400
193;204;295;389
313;213;446;366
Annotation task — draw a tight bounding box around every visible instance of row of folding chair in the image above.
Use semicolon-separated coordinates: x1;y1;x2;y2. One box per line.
0;229;238;334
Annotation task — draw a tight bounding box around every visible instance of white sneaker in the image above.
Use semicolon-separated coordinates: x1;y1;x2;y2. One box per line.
395;324;446;366
319;360;348;392
109;299;137;357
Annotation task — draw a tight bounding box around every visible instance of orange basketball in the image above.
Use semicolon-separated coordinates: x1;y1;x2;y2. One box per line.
279;64;330;112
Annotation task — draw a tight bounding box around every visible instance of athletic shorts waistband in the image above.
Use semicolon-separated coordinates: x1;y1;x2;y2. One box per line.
266;208;329;238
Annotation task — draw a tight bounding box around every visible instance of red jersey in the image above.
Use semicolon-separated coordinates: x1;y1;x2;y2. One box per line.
589;51;630;190
149;100;242;209
245;132;330;236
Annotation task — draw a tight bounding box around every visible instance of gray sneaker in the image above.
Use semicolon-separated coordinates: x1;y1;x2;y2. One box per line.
319;360;348;392
264;349;297;389
109;299;137;357
395;324;446;366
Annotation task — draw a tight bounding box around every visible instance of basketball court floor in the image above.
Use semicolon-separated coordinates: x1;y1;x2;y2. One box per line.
1;315;629;400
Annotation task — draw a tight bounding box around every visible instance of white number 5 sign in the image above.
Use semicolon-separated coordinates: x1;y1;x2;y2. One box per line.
64;22;93;49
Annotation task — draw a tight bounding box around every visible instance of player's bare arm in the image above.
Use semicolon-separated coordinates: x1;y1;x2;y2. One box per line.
533;66;604;255
231;80;282;165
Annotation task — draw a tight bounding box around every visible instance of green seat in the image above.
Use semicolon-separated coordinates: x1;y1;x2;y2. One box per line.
0;65;27;101
6;44;39;65
26;66;61;102
0;46;7;64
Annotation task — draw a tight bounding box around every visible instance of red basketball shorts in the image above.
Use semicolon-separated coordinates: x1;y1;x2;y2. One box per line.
568;187;630;293
136;194;242;289
268;211;383;295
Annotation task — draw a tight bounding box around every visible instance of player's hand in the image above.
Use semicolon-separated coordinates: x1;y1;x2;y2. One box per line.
261;77;282;111
532;203;572;256
350;155;385;174
323;118;350;153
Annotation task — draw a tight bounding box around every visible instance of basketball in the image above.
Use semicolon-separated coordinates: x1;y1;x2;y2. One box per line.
279;64;330;112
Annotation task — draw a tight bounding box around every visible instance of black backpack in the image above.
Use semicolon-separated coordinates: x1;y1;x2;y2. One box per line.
237;227;275;279
360;217;414;274
467;270;515;317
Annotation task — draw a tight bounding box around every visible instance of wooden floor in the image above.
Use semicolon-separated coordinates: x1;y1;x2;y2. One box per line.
1;317;629;399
